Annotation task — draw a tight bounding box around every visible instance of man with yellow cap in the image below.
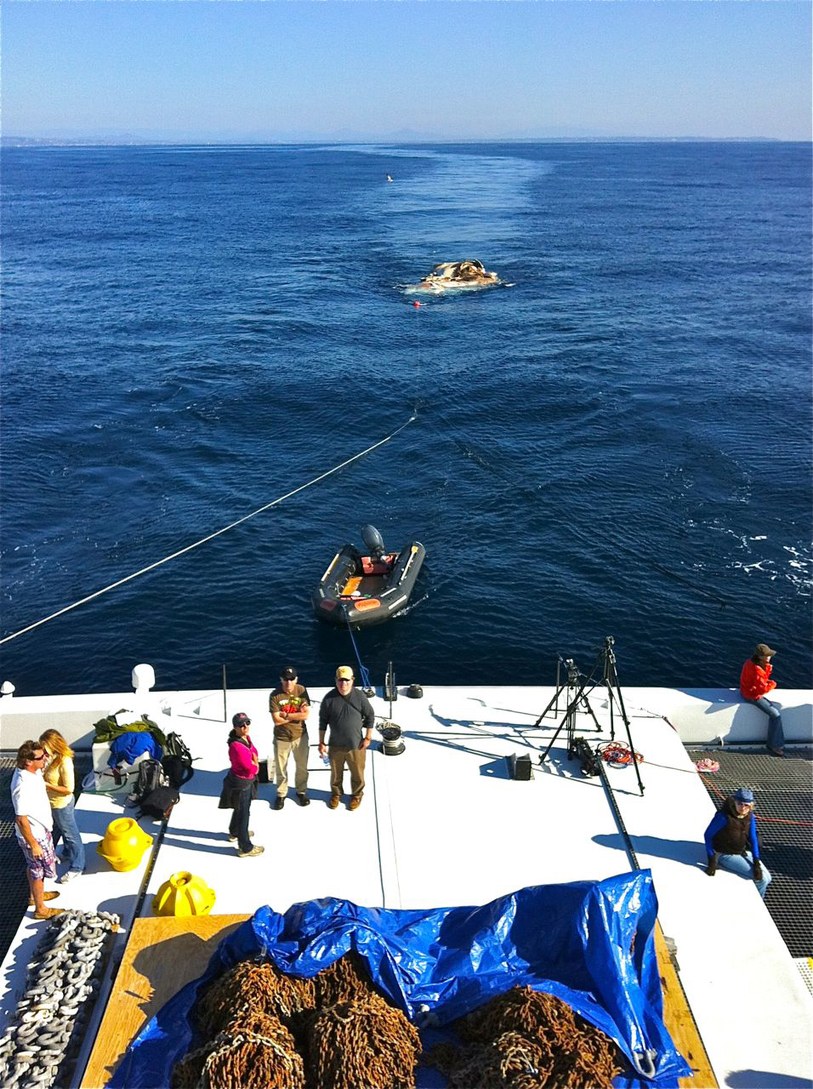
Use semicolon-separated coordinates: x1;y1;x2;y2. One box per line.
318;666;375;810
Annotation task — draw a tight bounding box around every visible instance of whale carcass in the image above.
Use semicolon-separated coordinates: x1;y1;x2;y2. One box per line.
405;259;503;294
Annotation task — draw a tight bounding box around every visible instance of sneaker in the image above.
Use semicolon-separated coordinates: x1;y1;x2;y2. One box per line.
237;845;265;858
297;794;310;807
228;831;254;842
273;796;285;810
59;871;81;884
348;796;362;811
327;795;340;810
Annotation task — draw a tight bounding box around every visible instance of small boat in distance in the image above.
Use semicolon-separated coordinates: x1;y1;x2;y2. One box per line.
312;525;426;627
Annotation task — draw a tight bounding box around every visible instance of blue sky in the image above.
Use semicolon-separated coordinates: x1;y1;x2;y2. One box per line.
3;1;810;142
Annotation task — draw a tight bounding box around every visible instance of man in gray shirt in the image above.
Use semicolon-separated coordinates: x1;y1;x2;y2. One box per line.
318;665;375;811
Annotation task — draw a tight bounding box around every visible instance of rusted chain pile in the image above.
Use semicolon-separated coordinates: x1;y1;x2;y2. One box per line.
172;953;421;1089
307;993;421;1089
425;985;622;1089
312;949;383;1006
195;959;317;1037
172;1019;304;1089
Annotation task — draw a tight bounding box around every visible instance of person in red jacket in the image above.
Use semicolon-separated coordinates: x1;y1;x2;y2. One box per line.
739;643;784;757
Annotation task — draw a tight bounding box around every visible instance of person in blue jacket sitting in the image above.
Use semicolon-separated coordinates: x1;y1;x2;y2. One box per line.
704;787;771;898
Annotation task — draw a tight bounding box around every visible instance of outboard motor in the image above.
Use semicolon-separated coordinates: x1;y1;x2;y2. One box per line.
361;524;386;562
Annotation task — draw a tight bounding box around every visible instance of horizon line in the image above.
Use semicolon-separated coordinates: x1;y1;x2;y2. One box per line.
3;135;809;148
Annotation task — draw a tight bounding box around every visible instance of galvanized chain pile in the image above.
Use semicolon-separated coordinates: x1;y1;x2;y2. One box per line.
173;952;422;1089
0;909;119;1089
425;985;622;1088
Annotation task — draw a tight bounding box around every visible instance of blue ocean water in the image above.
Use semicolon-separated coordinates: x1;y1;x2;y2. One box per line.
2;142;811;697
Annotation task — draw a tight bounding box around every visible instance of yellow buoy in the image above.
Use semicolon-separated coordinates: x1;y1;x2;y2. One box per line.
97;817;154;872
152;871;216;917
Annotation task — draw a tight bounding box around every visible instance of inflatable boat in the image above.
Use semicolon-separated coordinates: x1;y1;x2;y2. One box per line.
312;525;426;627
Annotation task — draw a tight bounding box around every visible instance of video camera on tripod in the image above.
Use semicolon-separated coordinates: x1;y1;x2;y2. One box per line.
536;637;644;796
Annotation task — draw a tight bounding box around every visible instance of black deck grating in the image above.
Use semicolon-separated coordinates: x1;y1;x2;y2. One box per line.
688;745;813;959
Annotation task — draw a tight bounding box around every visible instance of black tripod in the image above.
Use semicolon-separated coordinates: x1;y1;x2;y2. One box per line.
536;656;603;760
538;638;645;796
597;636;644;795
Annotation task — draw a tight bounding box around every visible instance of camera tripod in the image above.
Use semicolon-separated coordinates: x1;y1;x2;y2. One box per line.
537;637;644;796
534;656;602;739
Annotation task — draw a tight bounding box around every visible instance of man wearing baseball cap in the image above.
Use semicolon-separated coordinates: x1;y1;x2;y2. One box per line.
318;666;375;811
739;643;785;756
269;666;311;809
703;786;771;897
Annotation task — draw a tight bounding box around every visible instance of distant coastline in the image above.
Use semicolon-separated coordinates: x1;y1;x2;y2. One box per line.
1;134;792;149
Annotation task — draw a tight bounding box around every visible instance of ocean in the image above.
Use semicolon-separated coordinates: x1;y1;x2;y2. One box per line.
2;141;811;698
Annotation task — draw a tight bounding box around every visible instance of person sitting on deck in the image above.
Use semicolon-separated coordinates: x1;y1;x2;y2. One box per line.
739;642;785;757
704;787;771;898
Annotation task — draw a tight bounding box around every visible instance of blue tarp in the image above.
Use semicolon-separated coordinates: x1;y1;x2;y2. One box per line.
109;871;691;1089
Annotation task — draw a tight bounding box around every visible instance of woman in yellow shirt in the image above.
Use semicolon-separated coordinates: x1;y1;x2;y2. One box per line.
39;729;86;882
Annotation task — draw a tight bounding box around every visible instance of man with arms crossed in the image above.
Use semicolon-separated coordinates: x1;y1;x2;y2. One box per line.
270;665;311;808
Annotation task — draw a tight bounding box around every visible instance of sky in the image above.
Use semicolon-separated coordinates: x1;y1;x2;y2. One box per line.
2;1;810;143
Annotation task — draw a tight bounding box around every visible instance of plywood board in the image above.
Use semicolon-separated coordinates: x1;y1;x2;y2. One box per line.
655;923;718;1088
80;914;248;1089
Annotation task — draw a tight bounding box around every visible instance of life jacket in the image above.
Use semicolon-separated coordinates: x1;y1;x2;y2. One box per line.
710;798;752;855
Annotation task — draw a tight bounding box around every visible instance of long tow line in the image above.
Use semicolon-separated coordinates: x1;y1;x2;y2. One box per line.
1;415;417;647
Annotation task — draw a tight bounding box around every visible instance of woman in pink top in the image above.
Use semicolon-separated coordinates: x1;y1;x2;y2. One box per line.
223;712;264;857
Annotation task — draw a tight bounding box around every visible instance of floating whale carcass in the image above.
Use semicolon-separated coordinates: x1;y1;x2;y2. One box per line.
404;259;503;294
312;525;426;627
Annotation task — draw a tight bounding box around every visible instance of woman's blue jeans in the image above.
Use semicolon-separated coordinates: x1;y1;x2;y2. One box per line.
746;696;784;752
52;797;86;873
228;784;253;853
718;850;772;898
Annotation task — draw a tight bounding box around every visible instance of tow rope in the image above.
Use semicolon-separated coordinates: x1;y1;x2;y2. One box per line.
1;415;417;647
343;619;375;694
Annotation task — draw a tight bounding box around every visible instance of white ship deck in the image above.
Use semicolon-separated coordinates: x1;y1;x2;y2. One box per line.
1;682;811;1088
